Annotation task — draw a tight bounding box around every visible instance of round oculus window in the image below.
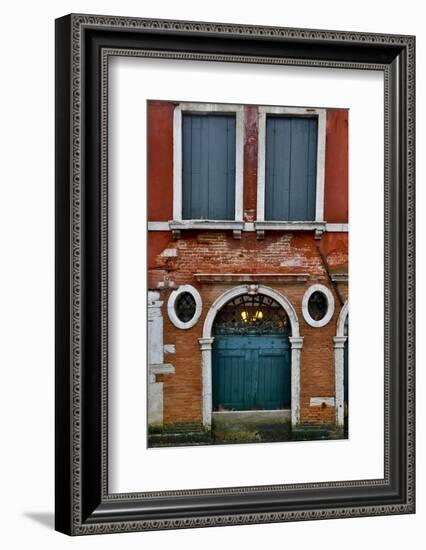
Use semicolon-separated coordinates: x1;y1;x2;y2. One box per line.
302;284;335;328
174;292;197;323
167;285;202;329
307;291;328;321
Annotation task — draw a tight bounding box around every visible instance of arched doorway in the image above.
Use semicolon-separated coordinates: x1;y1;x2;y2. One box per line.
199;285;303;429
212;293;291;412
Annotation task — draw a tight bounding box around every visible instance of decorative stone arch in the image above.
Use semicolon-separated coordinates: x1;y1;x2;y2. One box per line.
334;300;349;426
198;285;303;429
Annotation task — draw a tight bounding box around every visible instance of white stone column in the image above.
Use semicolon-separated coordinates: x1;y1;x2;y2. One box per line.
199;337;215;429
289;336;304;426
334;336;347;427
148;291;164;366
147;291;174;427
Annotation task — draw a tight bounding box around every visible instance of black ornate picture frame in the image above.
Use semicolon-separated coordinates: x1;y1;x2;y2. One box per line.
55;13;415;535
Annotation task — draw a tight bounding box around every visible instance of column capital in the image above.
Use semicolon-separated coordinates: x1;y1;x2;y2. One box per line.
289;336;304;350
199;337;215;351
333;336;347;348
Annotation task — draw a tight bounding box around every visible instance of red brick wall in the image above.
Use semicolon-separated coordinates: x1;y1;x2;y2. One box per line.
153;231;348;425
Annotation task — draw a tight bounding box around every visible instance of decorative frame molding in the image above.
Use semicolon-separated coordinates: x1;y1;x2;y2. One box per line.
302;283;335;328
55;13;415;535
167;284;203;329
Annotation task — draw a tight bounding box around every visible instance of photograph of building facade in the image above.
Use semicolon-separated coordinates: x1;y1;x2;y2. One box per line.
147;100;349;447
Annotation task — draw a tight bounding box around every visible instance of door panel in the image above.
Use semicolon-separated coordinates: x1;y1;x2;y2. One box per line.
213;349;253;410
213;335;290;411
257;350;290;409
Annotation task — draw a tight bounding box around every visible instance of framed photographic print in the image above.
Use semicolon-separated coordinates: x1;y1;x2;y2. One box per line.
55;14;415;535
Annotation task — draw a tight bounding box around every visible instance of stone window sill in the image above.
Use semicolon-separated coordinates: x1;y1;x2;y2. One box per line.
169;220;244;239
254;220;326;239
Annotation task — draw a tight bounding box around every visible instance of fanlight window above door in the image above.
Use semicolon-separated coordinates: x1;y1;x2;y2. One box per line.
213;293;290;335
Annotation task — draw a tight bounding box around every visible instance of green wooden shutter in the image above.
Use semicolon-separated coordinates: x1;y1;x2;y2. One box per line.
182;114;236;220
265;116;318;221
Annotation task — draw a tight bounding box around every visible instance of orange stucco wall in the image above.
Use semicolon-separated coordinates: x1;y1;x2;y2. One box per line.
323;109;349;223
147;100;174;221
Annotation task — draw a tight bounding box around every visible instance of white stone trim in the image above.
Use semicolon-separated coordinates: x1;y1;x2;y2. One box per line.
147;291;175;427
302;283;335;328
255;221;326;232
212;410;291;417
289;336;303;426
334;300;349;426
326;223;349;232
148;221;170;231
149;363;175;377
173;102;244;224
167;284;202;330
169;220;244;231
148;220;348;234
194;273;309;285
315;109;327;222
199;337;215;427
257;110;266;221
148;291;165;365
310;397;335;407
200;285;303;428
256;106;327;224
203;284;300;339
336;299;349;337
330;273;348;283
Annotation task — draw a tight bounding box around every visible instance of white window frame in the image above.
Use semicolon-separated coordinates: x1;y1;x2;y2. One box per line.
170;102;244;234
256;106;327;236
167;284;203;330
302;284;335;328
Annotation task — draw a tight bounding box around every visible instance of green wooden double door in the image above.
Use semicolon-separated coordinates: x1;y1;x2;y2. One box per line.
212;335;291;411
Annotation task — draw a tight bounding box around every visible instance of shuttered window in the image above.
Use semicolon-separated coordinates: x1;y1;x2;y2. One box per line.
182;114;236;220
265;116;318;221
